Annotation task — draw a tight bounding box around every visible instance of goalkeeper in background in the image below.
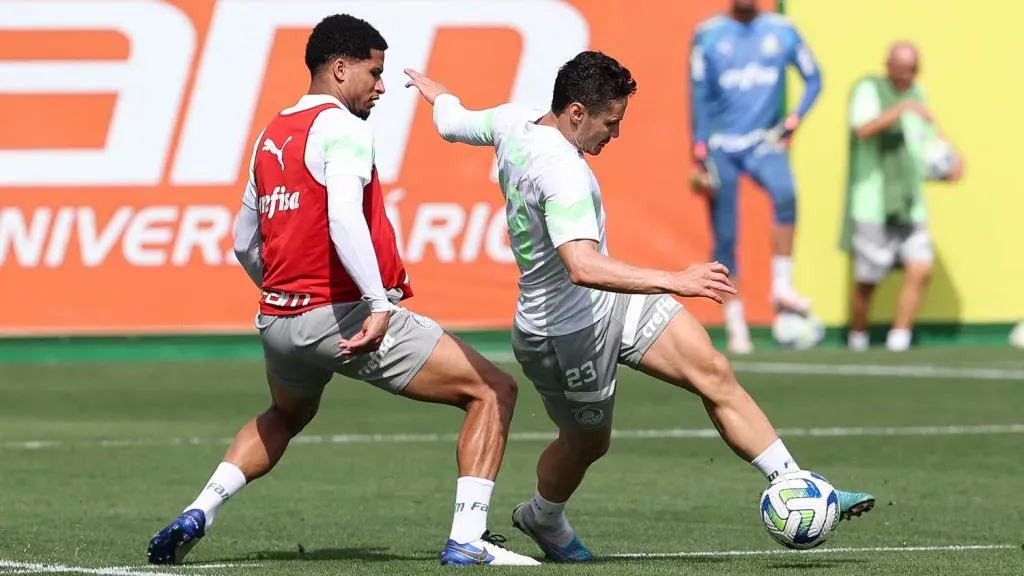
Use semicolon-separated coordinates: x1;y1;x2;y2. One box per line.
689;0;821;353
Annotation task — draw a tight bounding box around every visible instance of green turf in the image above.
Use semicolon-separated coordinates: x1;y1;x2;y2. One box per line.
1;347;1023;575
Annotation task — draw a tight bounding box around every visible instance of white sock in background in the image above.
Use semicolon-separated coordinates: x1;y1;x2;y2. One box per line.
848;330;869;351
724;299;750;342
772;256;794;298
886;328;912;352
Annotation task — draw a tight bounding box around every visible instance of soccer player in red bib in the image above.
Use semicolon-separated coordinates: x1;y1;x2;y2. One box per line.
146;14;538;567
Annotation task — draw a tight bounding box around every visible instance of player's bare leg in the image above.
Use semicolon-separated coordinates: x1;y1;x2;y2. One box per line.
638;307;875;519
888;261;931;352
511;428;607;562
147;374;320;564
401;333;539;566
849;282;877;351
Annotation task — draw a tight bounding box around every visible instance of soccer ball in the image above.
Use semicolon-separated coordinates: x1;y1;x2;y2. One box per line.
760;470;841;550
771;311;825;350
923;137;958;180
1010;321;1024;349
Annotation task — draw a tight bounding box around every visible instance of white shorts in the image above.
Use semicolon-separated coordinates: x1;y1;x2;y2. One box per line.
852;221;934;284
256;303;443;398
511;293;683;430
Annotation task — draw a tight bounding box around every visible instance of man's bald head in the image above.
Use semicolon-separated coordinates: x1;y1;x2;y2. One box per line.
886;41;920;92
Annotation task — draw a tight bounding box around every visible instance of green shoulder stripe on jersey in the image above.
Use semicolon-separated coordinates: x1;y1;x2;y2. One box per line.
544;197;596;235
480;109;496;142
323;135;371;161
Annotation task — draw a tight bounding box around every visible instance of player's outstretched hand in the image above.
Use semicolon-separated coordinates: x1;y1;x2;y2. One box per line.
670;262;737;303
340;311;391;357
404;69;450;105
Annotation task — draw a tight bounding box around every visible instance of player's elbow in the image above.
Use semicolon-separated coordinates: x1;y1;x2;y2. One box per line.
853;126;875;142
232;238;249;265
566;265;589;287
566;257;599;288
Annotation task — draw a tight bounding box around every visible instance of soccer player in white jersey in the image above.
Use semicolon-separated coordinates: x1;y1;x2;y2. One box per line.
405;51;875;562
146;14;539;567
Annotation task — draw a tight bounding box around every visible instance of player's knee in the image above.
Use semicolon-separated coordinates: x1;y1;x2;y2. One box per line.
693;350;741;403
466;370;518;411
772;186;797;225
904;261;933;286
565;431;611;465
269;403;317;437
491;372;519;410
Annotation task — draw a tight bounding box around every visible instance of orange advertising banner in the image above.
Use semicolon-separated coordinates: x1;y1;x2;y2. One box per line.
0;0;775;335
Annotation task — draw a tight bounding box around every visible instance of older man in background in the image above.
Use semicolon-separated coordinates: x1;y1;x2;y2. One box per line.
840;42;963;352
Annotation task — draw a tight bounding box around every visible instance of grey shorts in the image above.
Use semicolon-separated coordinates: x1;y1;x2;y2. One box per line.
511;292;683;430
852;221;934;284
256;303;443;398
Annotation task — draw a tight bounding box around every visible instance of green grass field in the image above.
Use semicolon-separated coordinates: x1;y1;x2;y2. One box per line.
2;346;1023;575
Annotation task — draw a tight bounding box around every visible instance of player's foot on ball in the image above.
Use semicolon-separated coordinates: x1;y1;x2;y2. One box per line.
439;530;541;566
836;490;875;520
147;509;206;564
511;502;594;562
773;290;813;316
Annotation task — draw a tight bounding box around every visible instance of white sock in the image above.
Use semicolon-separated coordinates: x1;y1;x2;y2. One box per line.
887;329;912;351
772;256;794;298
185;462;247;529
449;477;494;544
724;300;749;340
527;490;575;547
751;439;801;482
848;330;869;351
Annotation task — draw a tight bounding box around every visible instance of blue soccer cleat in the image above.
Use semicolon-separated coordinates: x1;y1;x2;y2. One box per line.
440;530;541;566
836;490;875;520
147;509;206;564
511;503;594;562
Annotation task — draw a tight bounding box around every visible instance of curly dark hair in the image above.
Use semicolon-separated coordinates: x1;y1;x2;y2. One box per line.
551;51;637;114
305;14;388;75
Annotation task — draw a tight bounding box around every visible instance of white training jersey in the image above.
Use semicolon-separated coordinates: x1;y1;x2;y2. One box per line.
432;94;613;337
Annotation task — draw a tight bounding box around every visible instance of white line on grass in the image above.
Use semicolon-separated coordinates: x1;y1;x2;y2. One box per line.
3;424;1023;451
486;354;1024;381
729;361;1024;381
1;546;1013;574
0;560;199;576
608;544;1017;559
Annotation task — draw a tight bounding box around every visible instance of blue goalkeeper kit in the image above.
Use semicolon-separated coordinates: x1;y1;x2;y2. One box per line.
690;13;820;274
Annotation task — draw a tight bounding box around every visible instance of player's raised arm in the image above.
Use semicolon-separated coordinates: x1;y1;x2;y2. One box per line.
538;158;736;303
405;68;500;146
319;110;391;313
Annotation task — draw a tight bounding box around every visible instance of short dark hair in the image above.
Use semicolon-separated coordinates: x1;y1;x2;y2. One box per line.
551;51;637;114
305;14;388;75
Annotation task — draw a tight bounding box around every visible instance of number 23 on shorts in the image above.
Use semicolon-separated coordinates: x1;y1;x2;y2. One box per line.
565;360;597;389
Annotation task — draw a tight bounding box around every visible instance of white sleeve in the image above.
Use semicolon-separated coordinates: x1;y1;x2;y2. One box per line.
536;157;600;248
318;108;374;184
233;130;264;288
315;111;391;313
433;93;504;146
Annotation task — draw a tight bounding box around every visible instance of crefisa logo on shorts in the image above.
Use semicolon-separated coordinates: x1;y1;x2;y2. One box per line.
574;407;605;427
410;312;436;330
